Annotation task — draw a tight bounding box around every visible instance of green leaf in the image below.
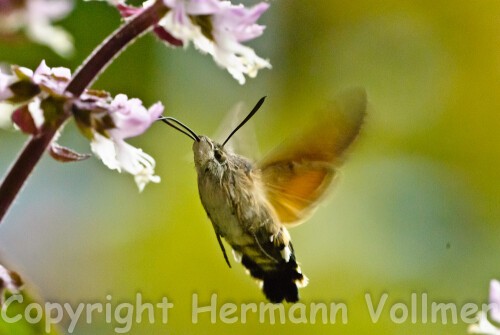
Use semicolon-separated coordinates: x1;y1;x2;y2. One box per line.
72;107;94;140
7;81;40;104
40;97;65;127
48;143;90;163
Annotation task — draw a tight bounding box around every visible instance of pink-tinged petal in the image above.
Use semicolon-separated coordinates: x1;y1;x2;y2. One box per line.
27;0;73;21
147;101;164;122
33;60;51;80
163;0;221;14
0;71;14;100
32;60;71;94
116;3;143;18
108;94;163;139
51;66;71;80
162;0;177;8
111;118;151;139
216;4;266;27
86;92;162;191
111;93;129;106
173;4;188;26
185;0;221;15
213;3;269;42
157;0;271;84
490;280;500;323
242;2;270;22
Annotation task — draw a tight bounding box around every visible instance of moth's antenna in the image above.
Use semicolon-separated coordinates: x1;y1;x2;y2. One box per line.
158;116;200;142
222;96;266;147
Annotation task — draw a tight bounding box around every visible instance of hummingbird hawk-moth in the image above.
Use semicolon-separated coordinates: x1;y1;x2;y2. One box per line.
161;88;367;303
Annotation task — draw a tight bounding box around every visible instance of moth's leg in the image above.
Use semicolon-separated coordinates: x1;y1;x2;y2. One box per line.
214;230;232;268
206;213;231;268
252;232;279;263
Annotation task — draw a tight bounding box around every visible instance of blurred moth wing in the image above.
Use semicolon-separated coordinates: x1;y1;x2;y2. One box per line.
257;88;367;226
213;101;260;161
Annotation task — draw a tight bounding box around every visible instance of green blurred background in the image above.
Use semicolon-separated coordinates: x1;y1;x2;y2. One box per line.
1;0;500;333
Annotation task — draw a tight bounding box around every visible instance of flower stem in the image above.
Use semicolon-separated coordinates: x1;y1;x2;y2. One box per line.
0;125;62;222
66;0;168;96
0;1;168;223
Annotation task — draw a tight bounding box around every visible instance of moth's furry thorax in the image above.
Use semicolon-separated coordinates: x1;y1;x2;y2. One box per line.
193;135;254;189
192;135;266;227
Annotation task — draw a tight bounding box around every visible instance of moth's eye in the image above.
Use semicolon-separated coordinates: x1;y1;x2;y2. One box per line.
214;149;225;163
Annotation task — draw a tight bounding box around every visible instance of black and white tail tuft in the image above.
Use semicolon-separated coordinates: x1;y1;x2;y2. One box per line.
241;242;308;303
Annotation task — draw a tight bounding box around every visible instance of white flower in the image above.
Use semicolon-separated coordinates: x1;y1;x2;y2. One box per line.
469;312;500;335
27;97;46;129
1;61;163;191
0;70;16;100
0;264;23;307
90;134;161;192
491;279;500;323
100;0;271;83
0;103;15;129
2;60;71;100
0;0;74;57
469;280;500;335
2;61;73;131
210;2;271;84
89;94;164;191
158;0;271;84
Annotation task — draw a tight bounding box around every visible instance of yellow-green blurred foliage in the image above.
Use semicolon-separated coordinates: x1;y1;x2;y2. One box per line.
1;0;500;334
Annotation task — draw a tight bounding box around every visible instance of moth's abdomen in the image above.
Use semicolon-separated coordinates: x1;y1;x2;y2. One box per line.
231;227;308;304
239;241;307;303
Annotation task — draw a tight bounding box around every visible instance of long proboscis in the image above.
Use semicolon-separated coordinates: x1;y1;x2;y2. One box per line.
159;116;200;142
222;96;266;147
